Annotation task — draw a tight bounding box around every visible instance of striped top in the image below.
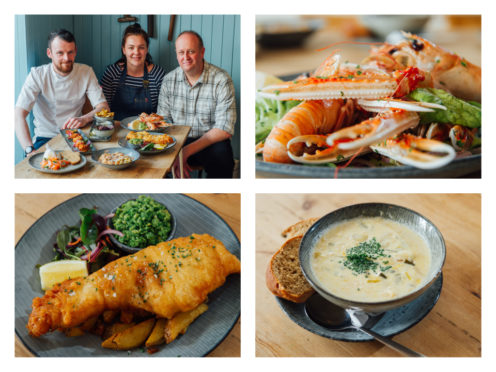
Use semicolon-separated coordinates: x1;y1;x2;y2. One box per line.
100;63;166;112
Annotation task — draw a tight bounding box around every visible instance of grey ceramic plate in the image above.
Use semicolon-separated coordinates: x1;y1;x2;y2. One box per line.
91;148;140;170
118;135;177;155
256;155;481;178
60;129;95;154
15;194;240;357
121;116;171;132
257;71;481;179
276;274;442;341
28;152;87;174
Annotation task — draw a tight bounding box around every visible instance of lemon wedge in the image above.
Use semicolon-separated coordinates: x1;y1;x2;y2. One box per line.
129;119;142;130
256;71;283;90
153;144;166;150
39;260;88;291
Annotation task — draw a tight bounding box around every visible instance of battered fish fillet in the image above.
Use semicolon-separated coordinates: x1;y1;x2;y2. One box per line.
27;234;240;337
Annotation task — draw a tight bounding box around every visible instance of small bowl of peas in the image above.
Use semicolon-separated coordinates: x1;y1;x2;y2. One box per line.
109;195;176;254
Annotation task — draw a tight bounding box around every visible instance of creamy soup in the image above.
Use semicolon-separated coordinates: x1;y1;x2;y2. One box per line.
310;217;431;302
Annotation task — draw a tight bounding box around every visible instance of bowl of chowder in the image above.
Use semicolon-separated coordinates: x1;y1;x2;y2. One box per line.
299;203;446;314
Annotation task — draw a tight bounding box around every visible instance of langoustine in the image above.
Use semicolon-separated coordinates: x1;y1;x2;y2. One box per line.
257;33;481;170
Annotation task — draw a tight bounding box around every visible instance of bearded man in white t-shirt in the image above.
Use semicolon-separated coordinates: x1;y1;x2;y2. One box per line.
15;29;109;157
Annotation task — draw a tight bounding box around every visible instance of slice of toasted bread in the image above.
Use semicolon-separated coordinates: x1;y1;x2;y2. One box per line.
266;236;314;303
281;218;319;239
61;150;81;165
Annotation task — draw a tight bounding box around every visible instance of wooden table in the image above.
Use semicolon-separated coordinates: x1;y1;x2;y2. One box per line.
15;124;190;179
256;29;481;77
256;194;480;357
15;193;240;357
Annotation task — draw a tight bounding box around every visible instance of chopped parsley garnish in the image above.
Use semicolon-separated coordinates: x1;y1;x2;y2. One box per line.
343;238;391;275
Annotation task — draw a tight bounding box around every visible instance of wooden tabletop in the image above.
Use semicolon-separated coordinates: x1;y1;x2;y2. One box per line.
256;194;480;357
256;29;481;77
15;193;240;357
15;124;190;179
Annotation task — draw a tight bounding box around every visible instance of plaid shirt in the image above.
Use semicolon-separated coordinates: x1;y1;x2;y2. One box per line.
157;61;236;137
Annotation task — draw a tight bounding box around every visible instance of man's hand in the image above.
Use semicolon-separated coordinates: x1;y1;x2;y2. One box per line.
62;116;86;129
62;102;109;129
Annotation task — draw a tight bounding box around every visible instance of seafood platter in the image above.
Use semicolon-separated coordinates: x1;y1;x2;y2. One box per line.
256;33;481;178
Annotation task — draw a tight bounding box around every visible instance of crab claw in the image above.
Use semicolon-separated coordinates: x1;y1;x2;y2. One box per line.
370;134;456;169
286;135;362;164
326;110;419;151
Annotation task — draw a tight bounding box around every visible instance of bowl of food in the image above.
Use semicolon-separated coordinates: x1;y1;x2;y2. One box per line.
91;147;139;170
94;108;115;122
109;195;176;254
89;120;115;139
299;203;446;314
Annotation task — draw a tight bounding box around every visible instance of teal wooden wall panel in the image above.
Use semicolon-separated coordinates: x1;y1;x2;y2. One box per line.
15;14;241;164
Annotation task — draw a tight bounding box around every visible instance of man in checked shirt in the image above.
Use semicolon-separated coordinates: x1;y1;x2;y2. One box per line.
157;31;236;178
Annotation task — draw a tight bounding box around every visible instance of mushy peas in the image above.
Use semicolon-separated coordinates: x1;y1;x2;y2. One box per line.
310;217;431;302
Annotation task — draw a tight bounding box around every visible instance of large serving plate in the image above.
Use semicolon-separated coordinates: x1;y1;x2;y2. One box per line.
256;71;481;178
118;135;177;155
28;152;87;174
256;154;481;178
15;194;240;357
121;116;172;133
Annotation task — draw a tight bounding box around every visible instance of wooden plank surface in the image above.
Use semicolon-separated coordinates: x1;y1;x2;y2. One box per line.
15;193;240;357
256;28;481;77
256;194;480;357
15;124;190;179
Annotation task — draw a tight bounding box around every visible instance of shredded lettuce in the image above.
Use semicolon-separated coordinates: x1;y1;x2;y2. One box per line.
255;95;300;143
409;88;481;128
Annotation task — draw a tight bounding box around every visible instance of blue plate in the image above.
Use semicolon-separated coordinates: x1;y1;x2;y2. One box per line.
275;274;442;341
15;194;240;357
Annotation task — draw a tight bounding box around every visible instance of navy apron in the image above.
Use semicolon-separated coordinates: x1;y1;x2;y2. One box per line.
112;65;153;120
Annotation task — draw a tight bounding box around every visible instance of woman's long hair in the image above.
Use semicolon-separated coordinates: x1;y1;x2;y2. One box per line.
115;23;153;66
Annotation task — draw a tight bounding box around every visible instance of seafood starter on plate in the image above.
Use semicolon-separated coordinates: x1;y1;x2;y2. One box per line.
129;113;172;131
255;32;481;171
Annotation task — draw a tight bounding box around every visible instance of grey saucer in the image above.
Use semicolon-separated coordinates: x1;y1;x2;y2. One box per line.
275;274;442;341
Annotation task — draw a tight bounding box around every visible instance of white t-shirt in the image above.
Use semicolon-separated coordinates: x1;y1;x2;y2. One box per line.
16;63;106;140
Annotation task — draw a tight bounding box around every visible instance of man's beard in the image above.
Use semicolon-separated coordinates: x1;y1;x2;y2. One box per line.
54;61;74;74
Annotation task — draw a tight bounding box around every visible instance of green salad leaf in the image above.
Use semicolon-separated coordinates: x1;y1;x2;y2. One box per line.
409;88;481;128
255;96;300;143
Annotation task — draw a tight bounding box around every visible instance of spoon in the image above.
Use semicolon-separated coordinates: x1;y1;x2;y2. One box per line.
305;293;425;357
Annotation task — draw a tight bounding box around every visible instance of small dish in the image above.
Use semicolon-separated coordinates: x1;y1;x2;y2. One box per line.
89;121;115;141
94;109;114;122
91;147;139;170
108;197;176;254
299;203;446;314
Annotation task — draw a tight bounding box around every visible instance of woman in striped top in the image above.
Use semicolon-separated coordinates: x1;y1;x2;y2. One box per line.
100;23;165;121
